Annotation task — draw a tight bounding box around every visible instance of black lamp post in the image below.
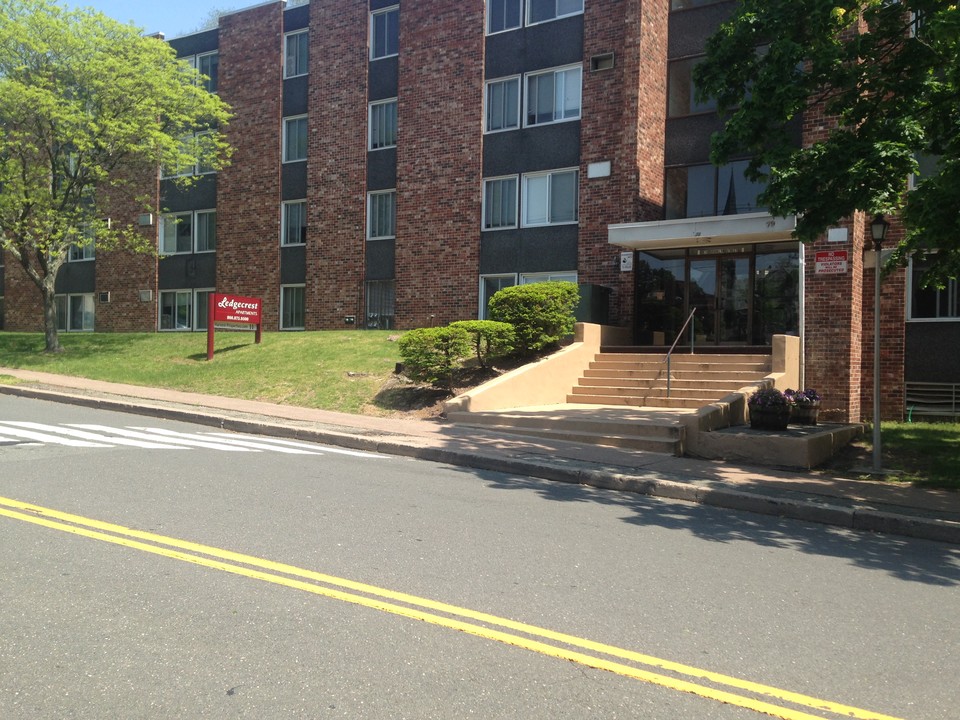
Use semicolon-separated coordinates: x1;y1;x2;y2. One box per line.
870;213;889;473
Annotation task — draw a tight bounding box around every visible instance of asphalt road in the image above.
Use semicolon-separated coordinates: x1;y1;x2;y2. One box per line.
1;395;958;720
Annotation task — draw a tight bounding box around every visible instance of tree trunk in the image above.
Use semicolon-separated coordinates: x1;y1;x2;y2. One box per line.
42;282;63;353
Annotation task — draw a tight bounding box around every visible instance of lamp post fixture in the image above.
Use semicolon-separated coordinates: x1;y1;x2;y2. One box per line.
870;213;890;473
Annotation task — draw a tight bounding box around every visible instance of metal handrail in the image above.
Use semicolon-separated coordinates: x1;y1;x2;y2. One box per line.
663;308;697;398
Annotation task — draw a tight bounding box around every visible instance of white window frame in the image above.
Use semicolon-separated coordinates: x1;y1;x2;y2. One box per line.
482;175;519;230
368;98;398;150
280;284;306;330
520;271;578;284
370;6;399;60
158;288;208;332
194;288;214;331
284;30;309;79
54;293;95;332
196;51;219;93
478;273;518;319
68;229;95;262
486;0;522;35
283;115;308;163
367;190;397;240
907;256;960;322
526;0;584;27
161;131;217;179
160;210;216;255
484;76;521;133
194;209;217;253
521;168;579;227
524;64;582;127
281;200;307;246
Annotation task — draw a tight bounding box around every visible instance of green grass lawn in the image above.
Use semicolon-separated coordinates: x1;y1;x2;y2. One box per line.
0;331;403;415
876;421;960;490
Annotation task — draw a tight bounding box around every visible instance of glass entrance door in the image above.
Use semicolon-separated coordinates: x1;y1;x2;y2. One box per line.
687;256;751;345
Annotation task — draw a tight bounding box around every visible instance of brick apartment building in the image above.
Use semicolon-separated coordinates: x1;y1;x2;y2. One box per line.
1;0;957;422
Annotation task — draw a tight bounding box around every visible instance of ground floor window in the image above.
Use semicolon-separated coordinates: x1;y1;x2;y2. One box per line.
281;284;305;330
634;242;798;346
909;256;959;320
365;280;395;329
159;288;212;331
478;271;578;319
55;293;94;332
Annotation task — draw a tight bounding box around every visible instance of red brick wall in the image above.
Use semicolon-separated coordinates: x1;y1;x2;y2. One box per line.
95;163;160;332
580;0;668;327
394;0;485;329
2;251;44;332
216;3;284;330
306;0;368;329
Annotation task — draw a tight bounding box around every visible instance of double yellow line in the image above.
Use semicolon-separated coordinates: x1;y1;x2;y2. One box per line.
0;495;902;720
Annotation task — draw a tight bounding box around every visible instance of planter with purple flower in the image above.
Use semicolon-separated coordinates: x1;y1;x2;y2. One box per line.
748;387;794;430
785;388;822;425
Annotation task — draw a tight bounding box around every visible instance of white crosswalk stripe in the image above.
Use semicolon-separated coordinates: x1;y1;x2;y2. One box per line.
127;427;320;454
2;422;190;449
66;424;258;452
0;424;110;448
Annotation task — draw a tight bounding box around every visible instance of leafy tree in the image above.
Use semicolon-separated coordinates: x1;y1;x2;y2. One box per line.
695;1;960;285
0;0;231;351
487;281;579;356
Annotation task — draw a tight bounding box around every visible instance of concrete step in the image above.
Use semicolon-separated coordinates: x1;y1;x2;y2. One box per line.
577;377;758;391
588;360;770;373
570;385;733;401
446;410;683;455
565;393;711;409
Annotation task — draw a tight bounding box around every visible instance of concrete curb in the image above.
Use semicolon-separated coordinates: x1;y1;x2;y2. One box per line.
3;383;959;545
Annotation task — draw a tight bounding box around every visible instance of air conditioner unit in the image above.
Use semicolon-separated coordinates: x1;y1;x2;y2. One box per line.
139;289;153;302
98;291;111;303
138;213;154;227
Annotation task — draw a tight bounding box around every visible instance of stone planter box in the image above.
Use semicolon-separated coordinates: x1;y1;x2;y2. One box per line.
749;405;792;431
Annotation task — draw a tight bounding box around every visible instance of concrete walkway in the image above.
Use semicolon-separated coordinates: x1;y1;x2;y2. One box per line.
2;366;958;545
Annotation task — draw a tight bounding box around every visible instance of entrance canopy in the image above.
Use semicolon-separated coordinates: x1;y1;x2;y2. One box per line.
609;212;797;251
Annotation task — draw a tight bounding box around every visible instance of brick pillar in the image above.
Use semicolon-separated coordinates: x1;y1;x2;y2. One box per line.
96;162;159;331
217;3;284;330
580;0;668;327
307;0;368;329
394;0;485;329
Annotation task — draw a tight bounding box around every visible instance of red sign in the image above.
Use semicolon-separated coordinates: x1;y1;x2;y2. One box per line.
212;293;262;324
815;250;849;274
207;293;263;360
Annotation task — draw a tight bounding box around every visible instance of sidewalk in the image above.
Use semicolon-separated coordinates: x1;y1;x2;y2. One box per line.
2;366;959;545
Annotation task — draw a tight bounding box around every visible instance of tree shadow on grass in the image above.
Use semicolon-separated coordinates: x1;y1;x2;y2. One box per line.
186;344;252;361
469;469;960;587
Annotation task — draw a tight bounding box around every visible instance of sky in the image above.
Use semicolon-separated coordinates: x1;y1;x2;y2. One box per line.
61;1;265;39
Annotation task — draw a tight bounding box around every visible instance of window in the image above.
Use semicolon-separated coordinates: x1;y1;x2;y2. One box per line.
521;168;578;226
487;0;521;34
283;115;308;163
665;161;768;219
366;280;395;329
160;212;193;255
527;0;583;25
281;285;306;330
195;210;217;253
525;65;581;126
668;56;717;117
162;132;217;178
909;256;959;321
68;233;95;262
196;52;219;93
485;77;520;132
370;6;399;60
369;99;398;150
282;200;307;246
159;289;211;331
521;271;577;284
195;131;217;175
479;274;516;319
159;290;193;331
284;30;309;78
483;176;518;230
160;210;215;254
55;294;94;332
367;190;396;240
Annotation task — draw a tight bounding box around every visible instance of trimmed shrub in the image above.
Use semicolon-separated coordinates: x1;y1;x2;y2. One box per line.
449;320;516;368
397;326;471;389
487;281;579;355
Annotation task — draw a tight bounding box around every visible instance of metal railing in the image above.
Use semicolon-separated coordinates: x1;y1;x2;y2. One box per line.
663;309;697;398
